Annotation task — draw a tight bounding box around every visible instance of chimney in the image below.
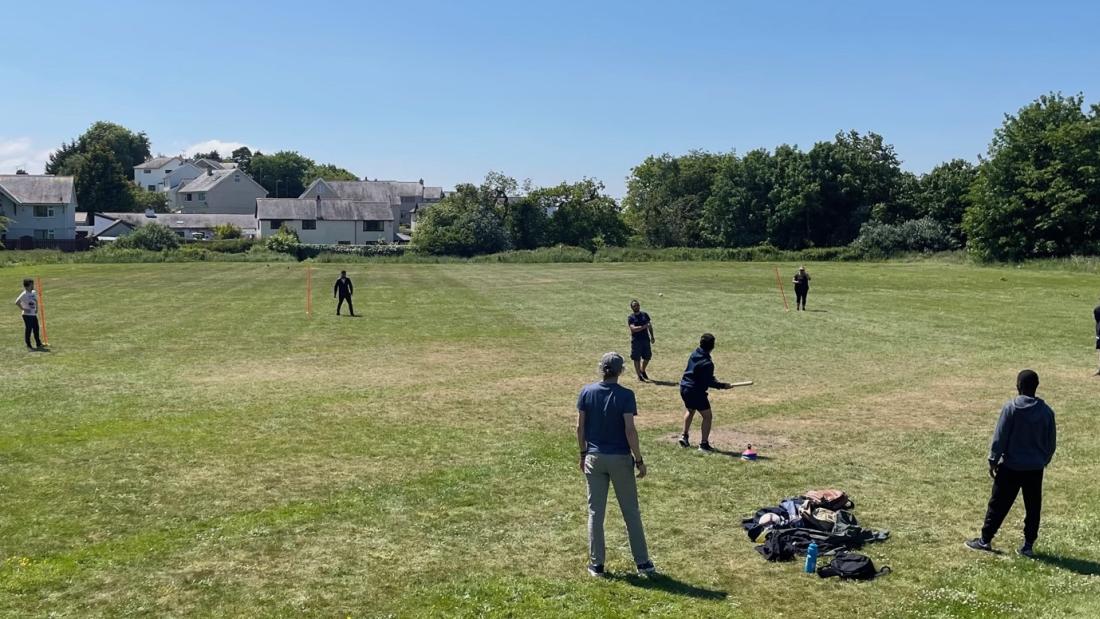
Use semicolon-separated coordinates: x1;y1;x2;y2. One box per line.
206;168;213;176
419;178;424;185
315;194;323;220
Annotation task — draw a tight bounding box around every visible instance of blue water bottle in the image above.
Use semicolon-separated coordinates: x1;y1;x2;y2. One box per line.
804;542;819;574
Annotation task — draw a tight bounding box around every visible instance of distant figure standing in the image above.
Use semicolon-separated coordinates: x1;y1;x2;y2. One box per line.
792;266;811;311
14;278;43;351
334;270;355;316
576;352;656;578
627;299;655;381
1094;303;1099;376
678;333;731;452
966;370;1056;558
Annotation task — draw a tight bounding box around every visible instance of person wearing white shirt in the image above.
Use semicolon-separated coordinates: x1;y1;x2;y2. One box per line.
14;278;44;351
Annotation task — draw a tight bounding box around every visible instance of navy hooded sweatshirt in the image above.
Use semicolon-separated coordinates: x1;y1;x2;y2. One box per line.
988;395;1057;471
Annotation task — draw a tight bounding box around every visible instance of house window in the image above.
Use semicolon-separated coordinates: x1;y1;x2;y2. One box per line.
302;220;316;230
164;169;172;174
363;220;384;232
33;229;53;240
143;169;151;174
33;206;55;218
198;193;206;201
186;194;193;201
268;219;284;230
147;185;156;191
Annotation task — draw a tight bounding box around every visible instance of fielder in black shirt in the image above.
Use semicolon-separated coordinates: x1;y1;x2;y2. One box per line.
334;271;355;316
792;266;810;311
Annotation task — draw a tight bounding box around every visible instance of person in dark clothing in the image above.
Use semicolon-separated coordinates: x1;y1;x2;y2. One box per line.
334;270;355;316
966;370;1056;558
792;266;810;311
1094;304;1100;376
627;300;655;381
14;278;44;351
678;333;731;452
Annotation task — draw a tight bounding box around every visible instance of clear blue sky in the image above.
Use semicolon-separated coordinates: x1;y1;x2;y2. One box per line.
2;0;1098;196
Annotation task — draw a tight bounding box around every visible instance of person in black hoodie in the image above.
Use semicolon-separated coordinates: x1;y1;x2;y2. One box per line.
1094;304;1099;376
677;333;731;452
334;271;355;317
966;370;1056;557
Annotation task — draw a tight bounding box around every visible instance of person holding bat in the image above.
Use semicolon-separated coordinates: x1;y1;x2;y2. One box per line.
678;333;732;452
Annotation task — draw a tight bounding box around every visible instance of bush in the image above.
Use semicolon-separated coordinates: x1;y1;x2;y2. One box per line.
213;223;243;239
264;226;301;254
468;246;594;263
196;238;256;253
851;217;958;258
114;223;180;252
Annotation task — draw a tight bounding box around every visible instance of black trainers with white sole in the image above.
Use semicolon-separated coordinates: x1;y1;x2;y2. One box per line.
587;564;606;577
698;442;715;453
1018;544;1035;558
636;561;657;577
678;435;690;448
965;538;994;552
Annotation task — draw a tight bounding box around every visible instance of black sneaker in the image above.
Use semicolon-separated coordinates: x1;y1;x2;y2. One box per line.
698;442;715;453
965;538;994;552
637;373;645;382
641;371;650;381
1018;544;1035;558
678;435;690;448
636;561;657;577
587;563;606;578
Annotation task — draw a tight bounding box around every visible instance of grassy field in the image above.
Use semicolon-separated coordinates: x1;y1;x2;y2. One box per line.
2;260;1099;618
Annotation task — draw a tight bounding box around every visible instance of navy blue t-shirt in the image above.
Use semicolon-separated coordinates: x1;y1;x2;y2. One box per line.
577;381;638;455
628;311;651;342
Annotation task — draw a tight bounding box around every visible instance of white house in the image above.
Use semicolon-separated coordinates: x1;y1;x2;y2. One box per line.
0;175;78;249
300;178;443;228
133;157;184;192
174;169;268;214
193;158;238;172
256;197;394;244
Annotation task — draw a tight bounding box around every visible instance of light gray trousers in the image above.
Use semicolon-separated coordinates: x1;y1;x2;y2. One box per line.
585;453;650;566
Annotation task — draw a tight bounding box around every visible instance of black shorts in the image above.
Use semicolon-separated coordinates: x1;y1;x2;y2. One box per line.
630;339;652;361
680;387;711;411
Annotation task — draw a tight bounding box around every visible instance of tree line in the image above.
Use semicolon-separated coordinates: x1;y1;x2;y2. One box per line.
415;92;1100;261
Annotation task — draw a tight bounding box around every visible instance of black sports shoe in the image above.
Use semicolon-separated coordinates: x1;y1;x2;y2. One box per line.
1018;544;1035;558
636;561;657;577
965;538;994;552
698;442;715;453
678;434;690;448
587;564;606;577
637;373;645;382
641;371;650;381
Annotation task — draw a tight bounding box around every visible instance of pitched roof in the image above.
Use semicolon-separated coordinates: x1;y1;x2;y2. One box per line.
256;198;393;221
178;169;265;194
0;175;75;204
135;156;180;170
321;181;396;204
101;212;259;230
423;186;443;200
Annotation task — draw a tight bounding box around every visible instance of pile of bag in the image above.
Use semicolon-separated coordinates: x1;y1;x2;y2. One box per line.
741;489;891;580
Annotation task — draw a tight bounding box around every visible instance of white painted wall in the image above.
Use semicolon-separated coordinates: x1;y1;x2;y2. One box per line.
258;219;394;244
0;196;77;240
133;158;183;191
177;172;268;214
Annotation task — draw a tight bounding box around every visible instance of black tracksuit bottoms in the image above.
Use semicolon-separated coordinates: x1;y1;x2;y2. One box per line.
23;315;42;348
337;294;355;316
981;465;1043;544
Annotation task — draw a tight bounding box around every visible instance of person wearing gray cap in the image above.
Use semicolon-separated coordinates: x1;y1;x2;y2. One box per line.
576;352;656;578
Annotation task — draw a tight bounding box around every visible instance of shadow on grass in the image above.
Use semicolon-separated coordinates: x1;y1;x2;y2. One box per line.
1036;554;1100;575
646;380;679;387
804;309;828;313
607;572;727;600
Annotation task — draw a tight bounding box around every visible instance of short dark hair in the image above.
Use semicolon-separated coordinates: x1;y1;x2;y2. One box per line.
700;333;716;351
630;299;639;306
23;279;33;288
1017;369;1039;396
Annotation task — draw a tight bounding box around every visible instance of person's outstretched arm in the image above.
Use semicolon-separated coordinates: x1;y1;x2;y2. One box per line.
333;280;339;298
348;278;353;296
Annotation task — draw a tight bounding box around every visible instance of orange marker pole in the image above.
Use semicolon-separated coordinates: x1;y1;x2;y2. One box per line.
306;266;313;318
773;266;789;312
36;277;49;344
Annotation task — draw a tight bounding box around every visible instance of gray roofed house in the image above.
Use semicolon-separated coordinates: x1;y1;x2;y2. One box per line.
423;186;444;200
300;178;444;228
100;211;260;240
0;174;79;247
134;156;181;170
256;197;395;245
173;169;268;214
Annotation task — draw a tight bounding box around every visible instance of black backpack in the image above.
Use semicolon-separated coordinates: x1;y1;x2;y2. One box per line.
816;551;891;580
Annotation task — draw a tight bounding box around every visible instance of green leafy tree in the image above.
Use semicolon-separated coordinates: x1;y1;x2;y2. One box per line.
249;151;315;198
230;147;253;172
75;145;135;212
412;183;509;256
192;150;222;161
537;179;629;250
914;159;977;242
214;223;242;239
115;222;180;251
964;93;1100;260
47;121;151;176
130;186;169;213
701;149;772;247
304;163;358;183
0;214;9;248
502;196;550;250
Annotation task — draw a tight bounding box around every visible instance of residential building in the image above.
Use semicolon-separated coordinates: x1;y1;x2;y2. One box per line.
300;178;443;228
0;175;80;249
174;169;268;214
256;197;394;244
133;157;184;191
193;158;238;172
98;211;259;240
